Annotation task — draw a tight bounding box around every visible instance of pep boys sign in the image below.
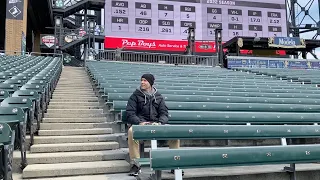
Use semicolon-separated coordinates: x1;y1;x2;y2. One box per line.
122;39;156;49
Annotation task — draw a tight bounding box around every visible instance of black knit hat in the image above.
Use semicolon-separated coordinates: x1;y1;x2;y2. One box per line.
141;74;155;86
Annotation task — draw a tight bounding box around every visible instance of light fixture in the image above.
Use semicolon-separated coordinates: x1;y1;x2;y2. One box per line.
215;28;222;41
89;20;96;30
55;0;64;8
190;30;195;38
55;17;62;27
188;27;195;42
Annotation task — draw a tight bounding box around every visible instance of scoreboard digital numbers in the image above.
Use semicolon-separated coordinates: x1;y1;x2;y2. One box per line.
105;0;287;42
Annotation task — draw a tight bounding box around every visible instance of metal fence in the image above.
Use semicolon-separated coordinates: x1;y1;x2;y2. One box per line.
0;50;30;56
0;50;64;60
91;49;219;67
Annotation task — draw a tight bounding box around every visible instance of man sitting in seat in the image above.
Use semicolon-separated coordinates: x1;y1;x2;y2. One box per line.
126;74;180;176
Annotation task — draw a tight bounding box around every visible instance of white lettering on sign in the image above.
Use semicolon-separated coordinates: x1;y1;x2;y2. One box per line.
122;39;156;48
279;38;296;46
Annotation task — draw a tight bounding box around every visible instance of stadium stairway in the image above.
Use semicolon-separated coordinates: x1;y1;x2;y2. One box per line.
20;66;131;179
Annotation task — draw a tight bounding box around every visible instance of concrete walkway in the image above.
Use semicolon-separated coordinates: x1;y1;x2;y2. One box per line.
21;67;130;179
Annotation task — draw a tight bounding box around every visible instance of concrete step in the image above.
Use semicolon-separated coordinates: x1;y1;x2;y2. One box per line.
51;96;97;100
59;76;87;78
54;88;93;90
52;92;96;95
22;160;130;178
30;142;119;153
48;105;101;109
44;112;104;118
49;102;100;106
54;89;93;92
42;117;106;123
49;99;99;103
57;84;92;86
40;123;111;130
54;90;93;93
34;134;117;144
58;79;90;81
25;150;127;164
51;96;97;99
22;174;136;180
57;83;92;86
56;84;92;87
46;109;103;114
58;79;89;81
52;93;94;96
39;128;112;136
59;76;88;78
55;85;93;88
59;75;87;76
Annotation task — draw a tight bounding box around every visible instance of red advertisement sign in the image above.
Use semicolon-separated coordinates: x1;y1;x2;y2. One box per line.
104;36;286;55
104;36;216;53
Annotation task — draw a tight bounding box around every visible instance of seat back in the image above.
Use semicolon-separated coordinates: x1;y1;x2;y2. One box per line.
0;91;9;103
20;84;44;92
0;122;13;145
0;107;25;124
0;84;18;94
12;90;40;101
1;97;33;111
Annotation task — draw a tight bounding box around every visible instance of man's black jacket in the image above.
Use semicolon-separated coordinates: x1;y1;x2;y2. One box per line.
126;87;168;125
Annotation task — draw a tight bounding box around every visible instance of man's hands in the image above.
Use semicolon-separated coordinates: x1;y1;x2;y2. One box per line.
139;122;161;125
139;122;150;125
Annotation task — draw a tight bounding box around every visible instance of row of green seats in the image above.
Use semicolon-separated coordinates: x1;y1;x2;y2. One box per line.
0;56;63;174
99;83;320;94
132;125;320;140
97;80;317;90
236;68;320;84
121;110;320;124
94;76;279;84
150;144;320;176
96;78;305;88
107;93;320;105
104;88;320;99
131;124;320;179
112;101;320;113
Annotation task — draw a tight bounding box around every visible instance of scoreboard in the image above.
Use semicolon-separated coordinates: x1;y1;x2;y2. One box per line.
104;0;287;51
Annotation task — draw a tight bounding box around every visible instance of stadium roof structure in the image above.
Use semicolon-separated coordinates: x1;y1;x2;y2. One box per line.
223;36;320;58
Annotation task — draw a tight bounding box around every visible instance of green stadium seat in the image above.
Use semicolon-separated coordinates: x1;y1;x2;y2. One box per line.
150;145;320;170
0;122;14;180
0;75;7;83
11;75;29;81
12;90;42;130
132;125;320;140
1;97;35;145
27;80;50;108
3;79;26;88
0;84;18;95
0;91;10;103
0;107;26;168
